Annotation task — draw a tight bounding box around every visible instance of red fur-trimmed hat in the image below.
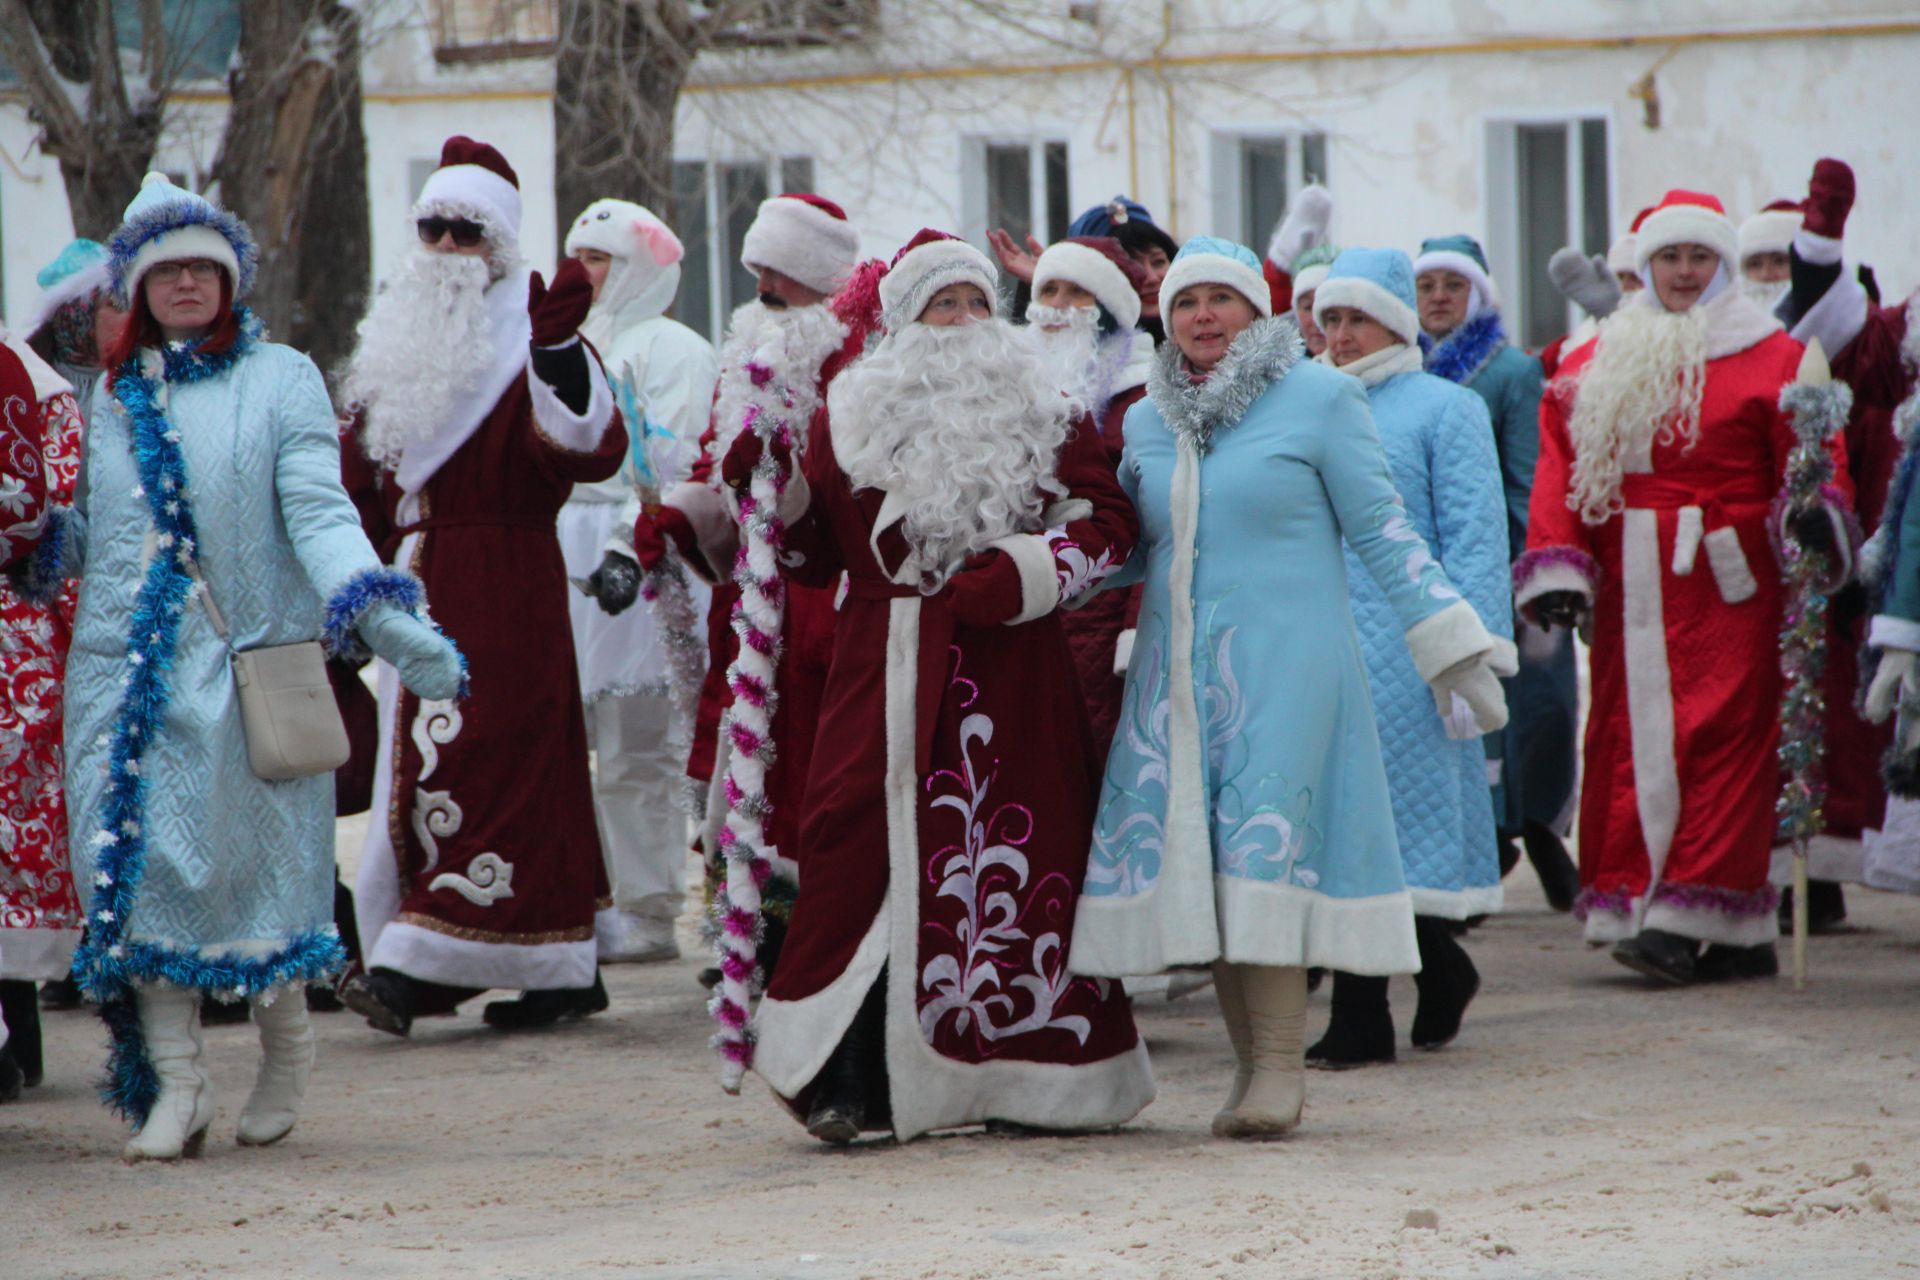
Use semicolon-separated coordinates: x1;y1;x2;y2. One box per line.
1738;198;1804;265
1634;189;1738;273
414;135;522;244
876;228;998;331
739;193;861;295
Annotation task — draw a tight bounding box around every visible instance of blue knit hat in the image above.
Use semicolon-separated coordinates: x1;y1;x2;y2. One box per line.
1157;236;1272;319
107;172;257;308
1412;233;1496;310
1312;247;1421;346
23;239;110;337
1068;195;1179;259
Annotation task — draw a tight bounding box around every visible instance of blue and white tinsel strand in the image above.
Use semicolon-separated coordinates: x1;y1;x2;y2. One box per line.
1422;309;1507;386
320;565;426;658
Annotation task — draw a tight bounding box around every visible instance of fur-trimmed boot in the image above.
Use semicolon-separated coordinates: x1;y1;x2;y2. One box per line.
1216;964;1306;1140
124;984;215;1161
237;989;315;1146
1209;960;1254;1135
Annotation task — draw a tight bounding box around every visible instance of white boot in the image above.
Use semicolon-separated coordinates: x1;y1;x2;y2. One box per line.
1217;964;1306;1141
237;988;314;1147
124;984;215;1161
1210;961;1253;1135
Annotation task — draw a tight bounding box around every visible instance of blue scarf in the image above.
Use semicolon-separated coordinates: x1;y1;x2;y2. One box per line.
1422;310;1507;387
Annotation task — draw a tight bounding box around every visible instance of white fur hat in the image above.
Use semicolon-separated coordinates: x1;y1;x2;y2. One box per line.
1634;189;1739;273
1738;201;1803;266
1606;233;1638;276
413;136;523;245
1031;236;1143;331
1157;236;1273;320
878;229;999;331
739;194;860;296
565;198;683;266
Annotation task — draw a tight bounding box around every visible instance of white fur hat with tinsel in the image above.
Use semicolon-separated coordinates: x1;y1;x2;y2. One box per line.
1031;235;1145;331
877;229;999;332
739;193;861;296
107;172;256;308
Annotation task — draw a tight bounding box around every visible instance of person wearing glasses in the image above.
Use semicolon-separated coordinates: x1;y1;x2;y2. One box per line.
339;137;627;1038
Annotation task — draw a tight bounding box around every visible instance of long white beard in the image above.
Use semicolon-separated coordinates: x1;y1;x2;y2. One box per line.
344;251;496;469
829;318;1072;592
1028;304;1110;413
1565;294;1708;525
709;299;849;463
1739;275;1789;313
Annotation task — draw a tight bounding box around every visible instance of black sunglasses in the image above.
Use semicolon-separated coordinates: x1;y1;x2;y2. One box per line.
416;216;485;248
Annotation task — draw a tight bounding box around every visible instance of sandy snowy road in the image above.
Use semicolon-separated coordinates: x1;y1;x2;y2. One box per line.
8;852;1920;1280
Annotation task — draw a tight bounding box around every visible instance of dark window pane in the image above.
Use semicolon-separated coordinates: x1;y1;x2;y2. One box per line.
779;155;814;194
1516;122;1570;349
1301;132;1328;186
1581;118;1610;257
986;143;1032;244
1242;138;1288;252
721;162;770;315
1044;141;1071;243
672;161;712;341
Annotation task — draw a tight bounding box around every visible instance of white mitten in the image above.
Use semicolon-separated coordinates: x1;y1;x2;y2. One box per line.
1428;656;1509;735
1865;648;1918;723
1268;184;1333;268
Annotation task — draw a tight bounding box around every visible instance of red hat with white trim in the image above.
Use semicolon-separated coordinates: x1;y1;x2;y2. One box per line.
414;135;522;245
739;193;861;296
1031;236;1146;330
877;228;999;331
1633;189;1739;274
1738;199;1805;266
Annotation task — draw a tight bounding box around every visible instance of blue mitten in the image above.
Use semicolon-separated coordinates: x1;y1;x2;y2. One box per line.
360;602;464;701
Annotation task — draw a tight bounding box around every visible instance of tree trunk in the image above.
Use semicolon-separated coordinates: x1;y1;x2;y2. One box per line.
288;8;369;386
553;0;695;254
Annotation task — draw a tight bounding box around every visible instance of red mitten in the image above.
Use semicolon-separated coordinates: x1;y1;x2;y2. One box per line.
634;505;694;571
528;258;596;347
719;429;792;492
1803;157;1855;240
944;550;1025;627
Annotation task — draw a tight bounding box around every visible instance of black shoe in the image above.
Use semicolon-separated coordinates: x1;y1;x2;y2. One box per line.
1611;929;1698;985
1522;823;1580;913
1410;922;1480;1050
1778;882;1849;935
1696;941;1780;982
1497;831;1522;879
0;981;42;1086
482;973;609;1030
305;982;345;1013
805;1096;864;1145
0;1047;21;1104
697;966;724;990
199;997;251;1026
342;969;415;1037
38;976;82;1011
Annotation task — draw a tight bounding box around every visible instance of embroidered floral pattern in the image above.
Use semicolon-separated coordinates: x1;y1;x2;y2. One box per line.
1376;500;1462;602
1048;528;1117;603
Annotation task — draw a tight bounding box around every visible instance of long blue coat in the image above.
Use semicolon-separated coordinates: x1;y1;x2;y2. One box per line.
65;340;388;979
1069;319;1501;979
1341;352;1510;918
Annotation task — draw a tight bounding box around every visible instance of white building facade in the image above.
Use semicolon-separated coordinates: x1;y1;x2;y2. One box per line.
3;1;1916;351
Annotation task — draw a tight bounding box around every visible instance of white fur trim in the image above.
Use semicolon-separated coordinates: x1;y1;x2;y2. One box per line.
1768;835;1864;885
1788;271;1869;360
1671;505;1704;576
878;239;998;331
527;340;616;454
1410;881;1505;922
1513;560;1595;611
416;163;522;243
2;333;73;402
1792;227;1843;267
1606;234;1638;276
1642;898;1779;947
1412;249;1496;310
0;926;80;981
21;259;109;341
1291;263;1330;296
366;920;597;990
1702;525;1757;604
1581;897;1639;945
1739;209;1802;264
661;480;738;585
1313;276;1421;347
1403;600;1495;682
1112;627;1135;675
751;904;891;1095
1635;204;1739;274
1486;635;1519;679
1033;241;1141;332
1621;509;1681;902
988;532;1062;625
739;197;858;295
1158;254;1273;320
1869;615;1920;652
393;268;534;496
126;224;241;300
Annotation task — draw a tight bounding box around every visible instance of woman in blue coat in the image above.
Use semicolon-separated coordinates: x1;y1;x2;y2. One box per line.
1311;248;1515;1066
1069;239;1511;1140
36;174;464;1160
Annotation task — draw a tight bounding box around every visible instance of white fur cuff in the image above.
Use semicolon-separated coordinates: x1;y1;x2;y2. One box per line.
1403;600;1495;682
528;352;615;454
1513;560;1595;610
1113;627;1136;675
1869;615;1920;653
989;532;1063;626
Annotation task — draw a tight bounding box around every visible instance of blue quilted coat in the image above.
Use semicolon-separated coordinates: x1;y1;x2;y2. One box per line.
1342;355;1510;918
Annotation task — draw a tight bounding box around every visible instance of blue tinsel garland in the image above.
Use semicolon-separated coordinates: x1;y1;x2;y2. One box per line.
74;312;347;1127
106;198;258;308
1422;310;1507;387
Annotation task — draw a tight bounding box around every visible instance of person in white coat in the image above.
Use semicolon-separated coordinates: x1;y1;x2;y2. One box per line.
563;199;719;962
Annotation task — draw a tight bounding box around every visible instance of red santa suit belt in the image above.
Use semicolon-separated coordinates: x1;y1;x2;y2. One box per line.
1618;473;1772;605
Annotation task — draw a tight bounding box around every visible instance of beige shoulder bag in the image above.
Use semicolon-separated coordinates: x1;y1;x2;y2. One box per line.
194;567;351;781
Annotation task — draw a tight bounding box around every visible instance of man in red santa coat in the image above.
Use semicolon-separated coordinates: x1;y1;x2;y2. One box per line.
338;137;627;1035
1515;189;1855;986
632;194;875;971
738;229;1154;1144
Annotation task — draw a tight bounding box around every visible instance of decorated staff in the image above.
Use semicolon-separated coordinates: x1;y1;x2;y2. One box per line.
1776;340;1855;988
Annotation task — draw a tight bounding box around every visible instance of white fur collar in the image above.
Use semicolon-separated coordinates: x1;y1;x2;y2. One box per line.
1112;328;1155;394
394;267;532;495
1318;341;1424;388
1624;284;1782;361
710;300;848;463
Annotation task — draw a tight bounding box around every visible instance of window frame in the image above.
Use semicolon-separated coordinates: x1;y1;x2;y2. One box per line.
959;133;1074;250
1206;125;1331;252
669;153;818;343
1483;108;1617;349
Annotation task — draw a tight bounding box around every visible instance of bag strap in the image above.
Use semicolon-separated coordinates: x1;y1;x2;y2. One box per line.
186;562;232;642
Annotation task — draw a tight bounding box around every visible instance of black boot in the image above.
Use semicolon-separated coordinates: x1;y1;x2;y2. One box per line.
807;973;888;1144
342;967;420;1037
0;981;42;1087
1410;917;1480;1050
1778;881;1848;935
1522;822;1580;913
1697;941;1780;981
1496;829;1522;878
1611;928;1698;985
1305;972;1395;1069
483;971;610;1030
38;975;82;1011
199;996;252;1026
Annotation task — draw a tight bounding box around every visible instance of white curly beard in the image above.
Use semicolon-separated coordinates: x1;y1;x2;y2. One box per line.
1565;293;1708;525
829;318;1072;592
344;250;497;469
708;299;849;463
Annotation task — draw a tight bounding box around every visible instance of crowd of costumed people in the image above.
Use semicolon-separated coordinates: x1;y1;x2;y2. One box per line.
3;138;1915;1158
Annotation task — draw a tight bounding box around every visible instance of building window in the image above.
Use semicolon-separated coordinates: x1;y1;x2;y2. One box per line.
1208;130;1328;252
1485;115;1611;349
961;137;1071;249
670;155;817;343
430;0;558;62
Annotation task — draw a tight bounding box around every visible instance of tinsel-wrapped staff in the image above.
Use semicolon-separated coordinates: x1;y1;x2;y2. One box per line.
1776;338;1854;990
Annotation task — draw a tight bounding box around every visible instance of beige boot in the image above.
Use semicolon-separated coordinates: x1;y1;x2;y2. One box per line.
1209;961;1253;1135
237;988;314;1146
1217;964;1306;1141
124;984;215;1161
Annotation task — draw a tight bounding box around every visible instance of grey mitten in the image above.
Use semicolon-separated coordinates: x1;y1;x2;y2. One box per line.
360;602;464;702
1547;247;1623;320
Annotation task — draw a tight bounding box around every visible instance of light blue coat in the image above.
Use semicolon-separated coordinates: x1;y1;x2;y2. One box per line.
1069;320;1500;979
1340;351;1510;918
65;342;385;967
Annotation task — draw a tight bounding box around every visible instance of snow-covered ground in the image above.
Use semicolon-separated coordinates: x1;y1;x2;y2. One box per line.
9;843;1920;1279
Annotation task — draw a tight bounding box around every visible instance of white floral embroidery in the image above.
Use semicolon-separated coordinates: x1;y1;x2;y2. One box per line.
428;852;514;906
410;699;462;781
1047;528;1117;604
410;788;462;873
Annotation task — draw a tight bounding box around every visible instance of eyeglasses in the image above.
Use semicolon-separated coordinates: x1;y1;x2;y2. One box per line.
417;217;485;248
149;260;222;284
